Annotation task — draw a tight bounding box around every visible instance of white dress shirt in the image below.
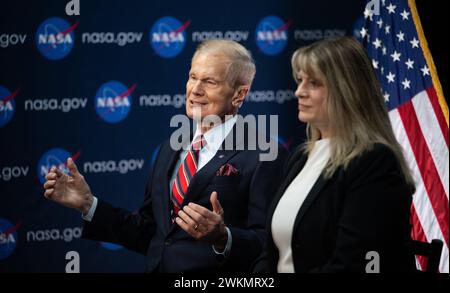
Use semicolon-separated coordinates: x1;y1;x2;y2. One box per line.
271;139;331;273
178;115;238;172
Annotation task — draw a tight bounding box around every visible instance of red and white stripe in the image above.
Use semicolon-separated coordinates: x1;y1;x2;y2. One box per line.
389;87;449;273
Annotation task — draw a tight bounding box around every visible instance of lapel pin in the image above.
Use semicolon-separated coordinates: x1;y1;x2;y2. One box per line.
219;155;225;159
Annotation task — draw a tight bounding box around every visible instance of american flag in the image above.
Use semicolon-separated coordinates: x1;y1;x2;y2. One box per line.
357;0;449;272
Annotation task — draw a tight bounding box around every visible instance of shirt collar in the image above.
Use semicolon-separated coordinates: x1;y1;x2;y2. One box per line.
193;115;237;152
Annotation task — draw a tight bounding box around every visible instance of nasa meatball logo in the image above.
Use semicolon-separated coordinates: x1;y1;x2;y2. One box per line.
95;81;135;124
256;16;290;56
36;17;79;60
0;86;18;128
150;16;190;58
37;148;72;185
0;219;20;260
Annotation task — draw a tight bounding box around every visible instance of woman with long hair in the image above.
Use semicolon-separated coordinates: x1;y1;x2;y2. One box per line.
258;36;416;272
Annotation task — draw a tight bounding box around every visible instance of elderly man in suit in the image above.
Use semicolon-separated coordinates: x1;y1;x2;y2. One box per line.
43;39;287;272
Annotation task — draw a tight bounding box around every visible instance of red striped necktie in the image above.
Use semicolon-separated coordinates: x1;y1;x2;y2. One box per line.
171;135;207;219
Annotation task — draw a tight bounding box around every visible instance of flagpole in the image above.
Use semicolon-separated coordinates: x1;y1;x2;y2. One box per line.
408;0;449;126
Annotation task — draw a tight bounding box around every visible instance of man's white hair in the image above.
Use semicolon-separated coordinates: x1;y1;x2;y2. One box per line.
193;39;256;88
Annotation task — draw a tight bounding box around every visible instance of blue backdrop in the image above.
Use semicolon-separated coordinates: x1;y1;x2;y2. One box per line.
0;0;365;272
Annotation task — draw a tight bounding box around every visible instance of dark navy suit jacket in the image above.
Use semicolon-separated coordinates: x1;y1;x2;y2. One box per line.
254;143;416;273
82;122;287;272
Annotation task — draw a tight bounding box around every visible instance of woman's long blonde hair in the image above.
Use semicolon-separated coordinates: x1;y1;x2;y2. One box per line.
292;36;415;188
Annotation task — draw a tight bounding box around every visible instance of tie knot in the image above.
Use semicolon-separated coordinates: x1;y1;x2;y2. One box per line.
192;135;207;151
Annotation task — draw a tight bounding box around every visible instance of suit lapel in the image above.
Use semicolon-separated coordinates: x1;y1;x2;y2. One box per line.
264;150;307;270
162;145;182;233
267;153;308;222
267;149;328;238
184;121;245;205
184;149;240;204
291;174;327;234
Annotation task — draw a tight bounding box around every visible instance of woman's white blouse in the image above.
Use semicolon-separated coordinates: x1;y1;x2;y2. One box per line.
271;139;331;273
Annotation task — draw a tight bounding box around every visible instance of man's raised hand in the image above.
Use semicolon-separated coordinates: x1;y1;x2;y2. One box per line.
43;157;93;215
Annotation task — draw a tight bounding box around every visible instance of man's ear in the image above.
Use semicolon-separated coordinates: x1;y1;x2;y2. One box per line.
232;85;250;108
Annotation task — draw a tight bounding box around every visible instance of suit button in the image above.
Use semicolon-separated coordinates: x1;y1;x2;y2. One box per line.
165;239;172;246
